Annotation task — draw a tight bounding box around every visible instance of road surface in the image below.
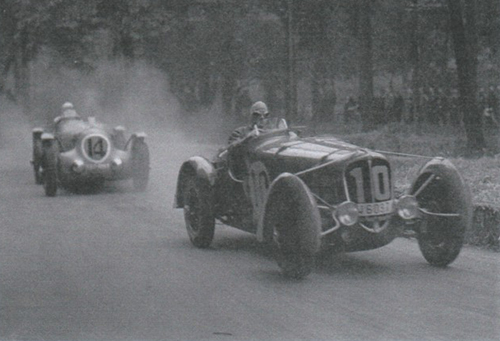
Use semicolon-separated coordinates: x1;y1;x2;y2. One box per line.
1;107;498;341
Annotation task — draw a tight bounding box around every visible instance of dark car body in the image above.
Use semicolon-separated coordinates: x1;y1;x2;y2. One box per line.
175;119;472;278
32;116;149;196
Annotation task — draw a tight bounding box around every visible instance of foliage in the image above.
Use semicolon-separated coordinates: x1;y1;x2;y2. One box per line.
0;0;498;139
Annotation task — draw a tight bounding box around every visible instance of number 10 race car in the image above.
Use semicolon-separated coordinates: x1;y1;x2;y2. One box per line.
31;116;150;196
175;118;472;279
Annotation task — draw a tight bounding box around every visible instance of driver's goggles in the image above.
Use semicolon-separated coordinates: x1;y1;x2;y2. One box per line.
252;112;269;119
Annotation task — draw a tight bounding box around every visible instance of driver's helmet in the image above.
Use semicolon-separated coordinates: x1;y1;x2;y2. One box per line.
60;101;80;119
62;102;74;111
250;101;269;128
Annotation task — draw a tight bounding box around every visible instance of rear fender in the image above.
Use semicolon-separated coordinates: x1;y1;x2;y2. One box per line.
174;156;216;208
125;132;147;149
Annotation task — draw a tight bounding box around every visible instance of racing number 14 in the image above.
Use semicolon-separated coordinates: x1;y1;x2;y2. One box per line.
87;138;106;158
349;165;390;203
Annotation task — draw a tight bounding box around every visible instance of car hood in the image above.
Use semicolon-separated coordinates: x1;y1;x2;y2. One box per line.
251;132;383;166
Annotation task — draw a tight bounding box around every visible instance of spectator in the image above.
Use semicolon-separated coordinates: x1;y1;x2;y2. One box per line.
343;96;358;124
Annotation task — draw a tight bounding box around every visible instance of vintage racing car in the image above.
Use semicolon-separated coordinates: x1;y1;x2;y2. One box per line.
174;119;472;278
32;116;150;196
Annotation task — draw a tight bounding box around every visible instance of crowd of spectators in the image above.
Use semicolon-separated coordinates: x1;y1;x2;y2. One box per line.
342;84;500;128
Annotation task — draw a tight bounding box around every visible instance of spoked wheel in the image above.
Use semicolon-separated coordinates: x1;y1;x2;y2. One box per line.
263;174;321;279
43;144;58;197
412;160;472;267
183;177;215;248
132;140;150;192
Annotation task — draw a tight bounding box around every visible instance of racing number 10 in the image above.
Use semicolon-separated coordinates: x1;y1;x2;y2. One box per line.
349;165;390;203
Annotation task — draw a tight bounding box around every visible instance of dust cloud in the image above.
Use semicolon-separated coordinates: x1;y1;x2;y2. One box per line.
0;57;232;203
8;56;232;153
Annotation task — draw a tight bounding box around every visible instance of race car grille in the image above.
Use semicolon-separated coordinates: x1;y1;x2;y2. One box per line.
345;158;392;204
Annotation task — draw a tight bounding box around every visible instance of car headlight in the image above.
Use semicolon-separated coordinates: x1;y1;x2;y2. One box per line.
111;157;123;171
336;201;359;226
72;159;85;173
396;195;419;220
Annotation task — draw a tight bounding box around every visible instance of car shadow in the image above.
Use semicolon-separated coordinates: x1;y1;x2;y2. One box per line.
59;180;133;196
209;228;395;279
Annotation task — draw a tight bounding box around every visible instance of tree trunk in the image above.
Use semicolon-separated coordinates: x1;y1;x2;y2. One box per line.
358;0;374;131
447;0;485;154
284;0;297;123
14;27;31;114
409;0;422;126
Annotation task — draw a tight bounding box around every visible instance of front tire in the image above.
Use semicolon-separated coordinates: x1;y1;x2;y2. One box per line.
411;159;472;266
43;144;58;197
263;174;321;279
132;140;150;192
183;177;215;248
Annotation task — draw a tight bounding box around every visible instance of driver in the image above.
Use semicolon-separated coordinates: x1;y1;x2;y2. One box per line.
54;102;80;123
228;101;269;144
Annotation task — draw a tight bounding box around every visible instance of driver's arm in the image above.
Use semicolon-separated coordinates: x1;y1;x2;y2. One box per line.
228;128;245;145
228;125;260;146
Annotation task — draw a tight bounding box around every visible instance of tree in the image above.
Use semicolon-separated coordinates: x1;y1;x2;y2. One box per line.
354;0;375;130
447;0;485;153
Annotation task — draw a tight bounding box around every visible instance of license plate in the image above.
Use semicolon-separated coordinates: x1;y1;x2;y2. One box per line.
87;163;110;171
357;200;393;216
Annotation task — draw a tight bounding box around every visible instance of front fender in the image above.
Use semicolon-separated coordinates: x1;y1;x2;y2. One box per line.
257;172;321;245
32;127;44;139
174;156;217;208
411;158;465;196
41;132;55;141
410;157;473;229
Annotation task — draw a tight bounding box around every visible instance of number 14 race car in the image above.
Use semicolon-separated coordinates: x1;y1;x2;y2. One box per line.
31;116;150;196
175;118;472;279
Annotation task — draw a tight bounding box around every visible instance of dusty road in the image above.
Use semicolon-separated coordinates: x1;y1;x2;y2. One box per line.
0;107;499;341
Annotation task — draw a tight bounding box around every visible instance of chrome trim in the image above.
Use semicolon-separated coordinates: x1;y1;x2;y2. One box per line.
72;159;85;173
360;219;391;233
320;213;341;236
228;169;244;183
419;208;460;218
413;174;436;197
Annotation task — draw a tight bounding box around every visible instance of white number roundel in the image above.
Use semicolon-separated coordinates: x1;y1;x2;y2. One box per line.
81;134;110;162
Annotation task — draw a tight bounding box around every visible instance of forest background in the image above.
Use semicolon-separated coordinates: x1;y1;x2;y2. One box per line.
1;0;499;152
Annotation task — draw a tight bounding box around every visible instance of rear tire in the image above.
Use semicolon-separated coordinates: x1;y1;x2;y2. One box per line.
43;144;58;197
33;138;43;184
263;174;321;279
412;160;472;266
132;140;150;192
183;177;215;248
